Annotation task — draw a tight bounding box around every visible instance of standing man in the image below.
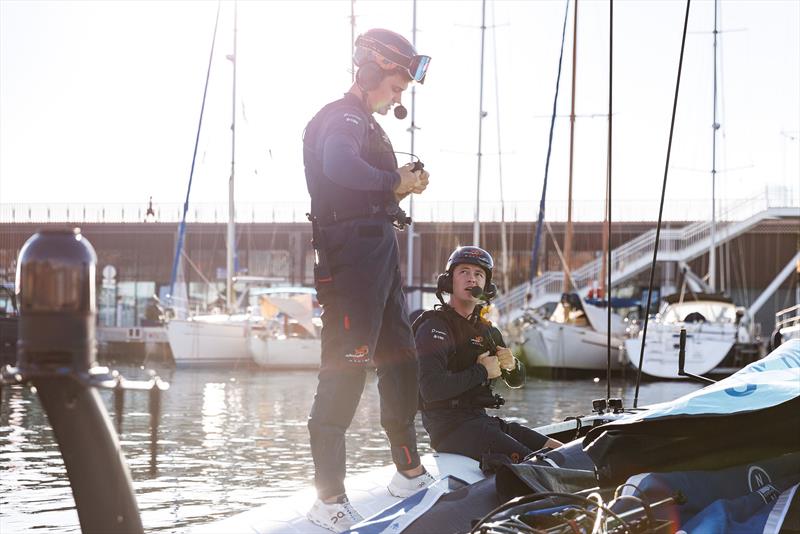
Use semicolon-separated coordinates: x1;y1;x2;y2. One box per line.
414;247;563;464
303;29;434;532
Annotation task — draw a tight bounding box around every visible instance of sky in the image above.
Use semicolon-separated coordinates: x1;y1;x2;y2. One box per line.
1;0;798;222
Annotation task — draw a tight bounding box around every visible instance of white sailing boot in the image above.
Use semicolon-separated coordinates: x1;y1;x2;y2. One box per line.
307;494;364;533
387;467;437;498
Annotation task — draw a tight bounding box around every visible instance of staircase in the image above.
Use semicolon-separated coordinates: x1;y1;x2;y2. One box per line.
494;186;799;324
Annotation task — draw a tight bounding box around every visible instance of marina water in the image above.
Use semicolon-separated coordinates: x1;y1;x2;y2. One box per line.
1;364;702;532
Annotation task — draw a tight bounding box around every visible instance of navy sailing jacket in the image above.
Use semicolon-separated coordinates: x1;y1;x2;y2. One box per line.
303;93;400;219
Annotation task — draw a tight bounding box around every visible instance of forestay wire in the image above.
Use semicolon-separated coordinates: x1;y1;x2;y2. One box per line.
168;2;223;300
633;0;693;408
529;0;571;281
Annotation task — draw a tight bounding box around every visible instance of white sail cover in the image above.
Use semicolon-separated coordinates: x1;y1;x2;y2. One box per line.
626;339;800;421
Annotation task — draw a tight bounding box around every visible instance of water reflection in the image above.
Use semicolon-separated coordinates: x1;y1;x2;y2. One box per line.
0;366;702;533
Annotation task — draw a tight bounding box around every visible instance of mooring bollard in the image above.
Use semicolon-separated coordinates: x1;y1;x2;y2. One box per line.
1;228;169;534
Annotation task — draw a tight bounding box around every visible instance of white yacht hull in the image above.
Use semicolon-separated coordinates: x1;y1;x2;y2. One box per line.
166;316;253;366
249;335;320;370
522;321;623;371
624;323;737;379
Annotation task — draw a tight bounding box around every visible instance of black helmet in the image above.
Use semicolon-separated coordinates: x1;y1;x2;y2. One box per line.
445;246;494;285
354;29;431;84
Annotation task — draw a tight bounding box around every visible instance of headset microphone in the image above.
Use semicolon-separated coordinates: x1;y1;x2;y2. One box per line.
393;104;408;120
470;284;498;301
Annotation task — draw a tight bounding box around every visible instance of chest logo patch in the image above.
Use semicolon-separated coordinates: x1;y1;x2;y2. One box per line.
430;328;447;341
470;336;484;347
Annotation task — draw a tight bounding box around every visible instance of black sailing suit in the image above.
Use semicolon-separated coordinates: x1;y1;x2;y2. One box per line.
303;92;420;499
415;305;548;463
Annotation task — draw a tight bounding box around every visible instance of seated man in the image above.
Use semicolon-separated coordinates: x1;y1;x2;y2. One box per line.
414;246;563;464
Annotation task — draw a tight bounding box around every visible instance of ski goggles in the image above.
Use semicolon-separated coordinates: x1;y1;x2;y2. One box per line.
356;35;431;83
407;55;431;84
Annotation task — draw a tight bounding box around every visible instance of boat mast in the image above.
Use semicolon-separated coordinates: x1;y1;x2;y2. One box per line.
600;0;610;301
350;0;356;83
605;0;613;401
473;0;487;247
563;0;578;293
709;0;720;292
226;2;238;313
406;0;420;310
490;1;509;293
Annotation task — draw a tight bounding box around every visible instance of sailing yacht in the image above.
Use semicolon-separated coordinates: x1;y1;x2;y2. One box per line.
248;287;321;369
623;293;751;379
166;4;255;367
623;0;772;380
520;294;625;372
510;1;626;373
625;250;800;378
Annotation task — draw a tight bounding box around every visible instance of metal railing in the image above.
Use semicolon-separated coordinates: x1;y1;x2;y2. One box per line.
493;186;800;320
2;185;796;224
775;304;800;332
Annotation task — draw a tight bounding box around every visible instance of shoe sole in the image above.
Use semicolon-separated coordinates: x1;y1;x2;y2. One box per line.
307;515;341;533
387;486;424;498
307;513;362;533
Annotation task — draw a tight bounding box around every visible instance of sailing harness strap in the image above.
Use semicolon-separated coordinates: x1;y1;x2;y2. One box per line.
307;205;411;229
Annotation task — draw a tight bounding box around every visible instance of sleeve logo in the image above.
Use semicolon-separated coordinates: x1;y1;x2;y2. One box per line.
343;113;361;126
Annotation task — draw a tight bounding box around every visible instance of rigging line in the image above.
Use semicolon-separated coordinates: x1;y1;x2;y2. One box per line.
606;0;613;402
181;249;213;287
168;1;222;299
633;0;692;409
529;0;571;281
545;220;578;290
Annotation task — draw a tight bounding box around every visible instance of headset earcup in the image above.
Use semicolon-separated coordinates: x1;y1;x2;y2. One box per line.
356;62;383;92
436;272;453;294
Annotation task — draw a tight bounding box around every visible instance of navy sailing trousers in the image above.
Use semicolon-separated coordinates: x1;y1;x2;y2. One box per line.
432;416;549;463
308;217;420;499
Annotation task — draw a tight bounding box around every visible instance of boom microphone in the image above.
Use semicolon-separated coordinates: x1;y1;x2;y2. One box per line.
394;104;408;120
470;286;487;299
470;284;498;301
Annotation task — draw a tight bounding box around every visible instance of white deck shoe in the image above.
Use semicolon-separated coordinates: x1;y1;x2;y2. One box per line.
307;495;364;533
387;468;437;498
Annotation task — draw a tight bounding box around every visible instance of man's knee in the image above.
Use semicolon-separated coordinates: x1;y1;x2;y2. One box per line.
309;369;366;427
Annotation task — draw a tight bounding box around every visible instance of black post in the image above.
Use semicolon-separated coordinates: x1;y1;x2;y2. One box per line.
114;380;125;434
676;326;716;385
678;327;687;375
149;378;162;476
15;228;143;534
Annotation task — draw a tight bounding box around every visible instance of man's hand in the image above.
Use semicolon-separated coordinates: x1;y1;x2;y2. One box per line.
477;350;501;379
411;168;429;194
394;163;421;196
496;346;515;371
